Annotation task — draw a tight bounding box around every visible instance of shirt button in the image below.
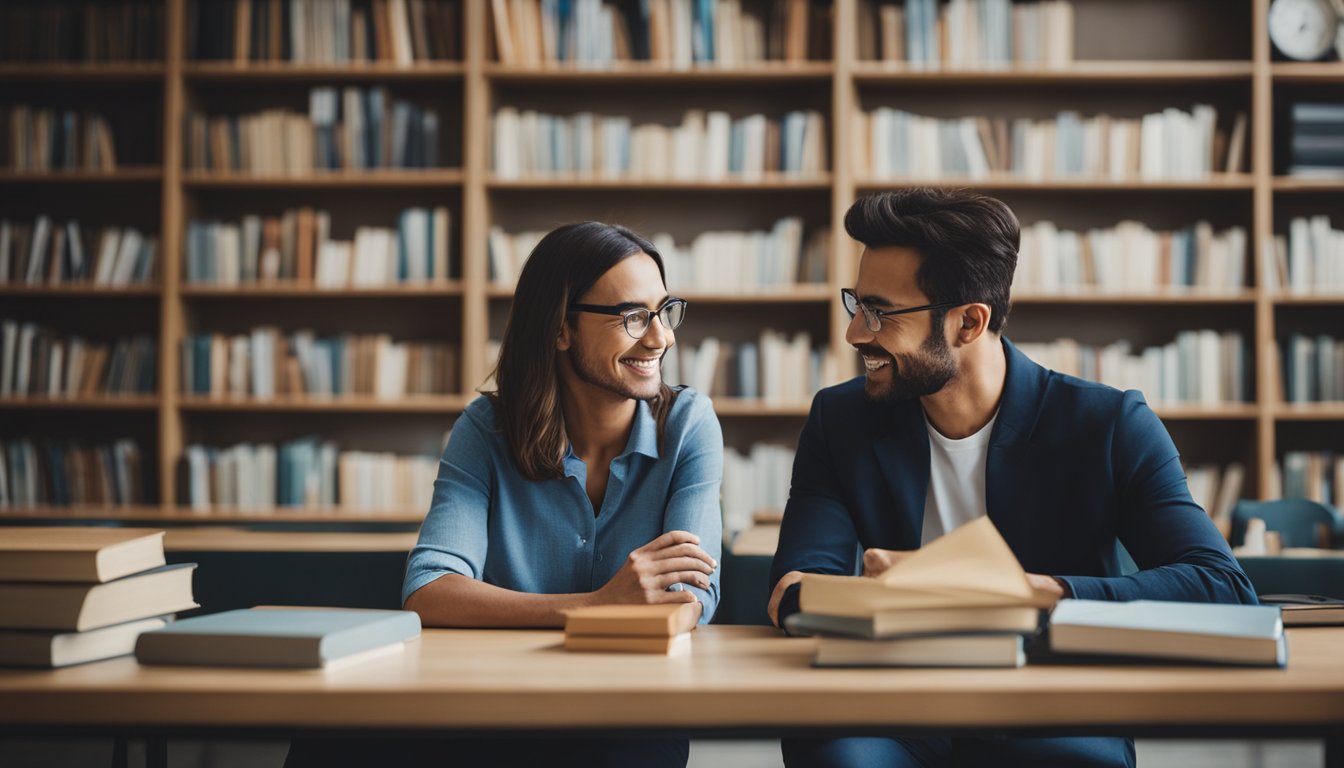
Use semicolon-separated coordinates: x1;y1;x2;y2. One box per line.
579;538;587;547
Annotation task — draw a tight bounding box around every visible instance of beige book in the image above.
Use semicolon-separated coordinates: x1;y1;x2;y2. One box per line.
563;603;700;637
1224;111;1247;174
0;616;170;668
0;528;165;583
564;632;692;655
800;517;1057;617
235;0;251;62
785;0;808;61
490;0;515;64
0;564;197;632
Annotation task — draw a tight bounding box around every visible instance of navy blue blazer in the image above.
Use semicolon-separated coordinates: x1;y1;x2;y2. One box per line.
769;338;1257;625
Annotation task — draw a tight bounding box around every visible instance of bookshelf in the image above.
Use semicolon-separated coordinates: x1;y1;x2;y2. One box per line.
0;0;1340;527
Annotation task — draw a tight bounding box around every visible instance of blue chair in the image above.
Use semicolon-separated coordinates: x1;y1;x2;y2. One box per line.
1229;499;1344;549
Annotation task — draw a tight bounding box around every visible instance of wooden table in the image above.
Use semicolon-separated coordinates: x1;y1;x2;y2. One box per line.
3;625;1344;754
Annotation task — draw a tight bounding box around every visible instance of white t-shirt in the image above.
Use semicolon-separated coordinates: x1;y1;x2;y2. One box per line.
920;409;998;545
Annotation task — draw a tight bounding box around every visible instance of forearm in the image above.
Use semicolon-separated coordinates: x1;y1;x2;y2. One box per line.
1057;558;1257;604
404;573;597;628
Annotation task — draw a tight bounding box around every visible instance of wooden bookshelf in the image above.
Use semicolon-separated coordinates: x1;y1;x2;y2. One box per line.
0;506;424;526
3;0;1338;520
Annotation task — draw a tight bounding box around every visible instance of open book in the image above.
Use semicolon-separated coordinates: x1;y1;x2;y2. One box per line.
799;517;1058;617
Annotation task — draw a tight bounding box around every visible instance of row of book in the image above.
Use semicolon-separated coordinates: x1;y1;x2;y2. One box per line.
721;442;793;542
0;529;197;669
652;223;829;293
486;218;827;290
1;323;156;398
662;331;839;402
1281;334;1344;404
183;87;441;174
0;439;147;507
183;439;437;511
0;1;162;63
1277;451;1344;509
856;0;1073;68
2;106;118;173
1270;215;1344;294
491;0;826;67
181;329;458;399
1014;220;1247;294
0;219;157;287
854;106;1247;181
492;108;828;178
186;206;454;286
1015;331;1250;406
189;0;459;63
1288;103;1344;179
1183;461;1245;537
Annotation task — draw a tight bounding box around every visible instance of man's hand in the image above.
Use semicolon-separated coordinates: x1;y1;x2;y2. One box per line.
591;530;715;606
862;547;918;577
767;570;805;627
1027;572;1069;599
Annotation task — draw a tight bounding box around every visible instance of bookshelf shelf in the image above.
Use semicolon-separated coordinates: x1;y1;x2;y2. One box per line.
1273;294;1344;305
0;64;166;82
1010;291;1258;306
0;168;163;184
178;395;472;413
0;506;425;525
1273;404;1344;422
485;62;834;83
181;170;466;189
1270;63;1344;83
0;396;160;411
1272;177;1344;193
485;285;833;302
856;175;1257;193
712;399;812;417
180;284;465;299
0;285;161;298
486;175;833;191
1152;405;1262;421
183;62;467;81
851;60;1254;85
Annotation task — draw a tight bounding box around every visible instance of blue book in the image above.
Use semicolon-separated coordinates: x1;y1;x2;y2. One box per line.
135;608;421;668
1049;599;1285;667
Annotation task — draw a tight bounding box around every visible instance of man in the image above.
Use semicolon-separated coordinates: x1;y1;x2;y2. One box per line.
767;188;1256;768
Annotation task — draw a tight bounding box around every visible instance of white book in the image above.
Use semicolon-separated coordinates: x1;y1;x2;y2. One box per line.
704;111;731;179
110;229;143;286
1;320;17;396
1050;599;1284;667
25;217;51;284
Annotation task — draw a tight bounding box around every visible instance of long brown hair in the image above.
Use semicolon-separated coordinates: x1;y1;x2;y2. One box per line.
485;222;677;482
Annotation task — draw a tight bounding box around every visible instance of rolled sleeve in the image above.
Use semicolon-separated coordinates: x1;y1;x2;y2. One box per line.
401;410;494;606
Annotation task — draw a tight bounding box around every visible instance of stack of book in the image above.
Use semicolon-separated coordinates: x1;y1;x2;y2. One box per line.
1;322;156;397
1280;333;1344;404
787;517;1054;667
1270;214;1344;294
0;438;147;507
1;106;119;172
0;218;158;286
856;0;1074;69
1289;103;1344;179
563;603;700;655
0;528;196;668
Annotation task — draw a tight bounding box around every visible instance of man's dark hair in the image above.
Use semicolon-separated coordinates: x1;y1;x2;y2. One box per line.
843;188;1019;333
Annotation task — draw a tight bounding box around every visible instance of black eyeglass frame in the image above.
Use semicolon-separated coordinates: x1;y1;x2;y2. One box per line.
568;297;689;339
840;288;961;333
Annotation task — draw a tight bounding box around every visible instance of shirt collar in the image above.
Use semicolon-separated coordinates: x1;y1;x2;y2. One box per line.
561;399;661;474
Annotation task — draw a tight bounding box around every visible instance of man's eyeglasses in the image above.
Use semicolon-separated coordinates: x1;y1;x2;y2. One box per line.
841;289;960;333
569;297;688;339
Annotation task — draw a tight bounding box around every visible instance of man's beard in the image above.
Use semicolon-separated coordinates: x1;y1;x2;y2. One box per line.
859;324;957;403
568;336;664;402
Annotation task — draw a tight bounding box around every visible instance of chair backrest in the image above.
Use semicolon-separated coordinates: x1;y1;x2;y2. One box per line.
1229;499;1344;549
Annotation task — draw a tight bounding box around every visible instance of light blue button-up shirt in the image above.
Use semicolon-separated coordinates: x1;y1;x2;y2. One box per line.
402;387;723;621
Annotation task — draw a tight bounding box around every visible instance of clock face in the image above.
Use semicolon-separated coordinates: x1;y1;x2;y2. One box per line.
1269;0;1339;61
